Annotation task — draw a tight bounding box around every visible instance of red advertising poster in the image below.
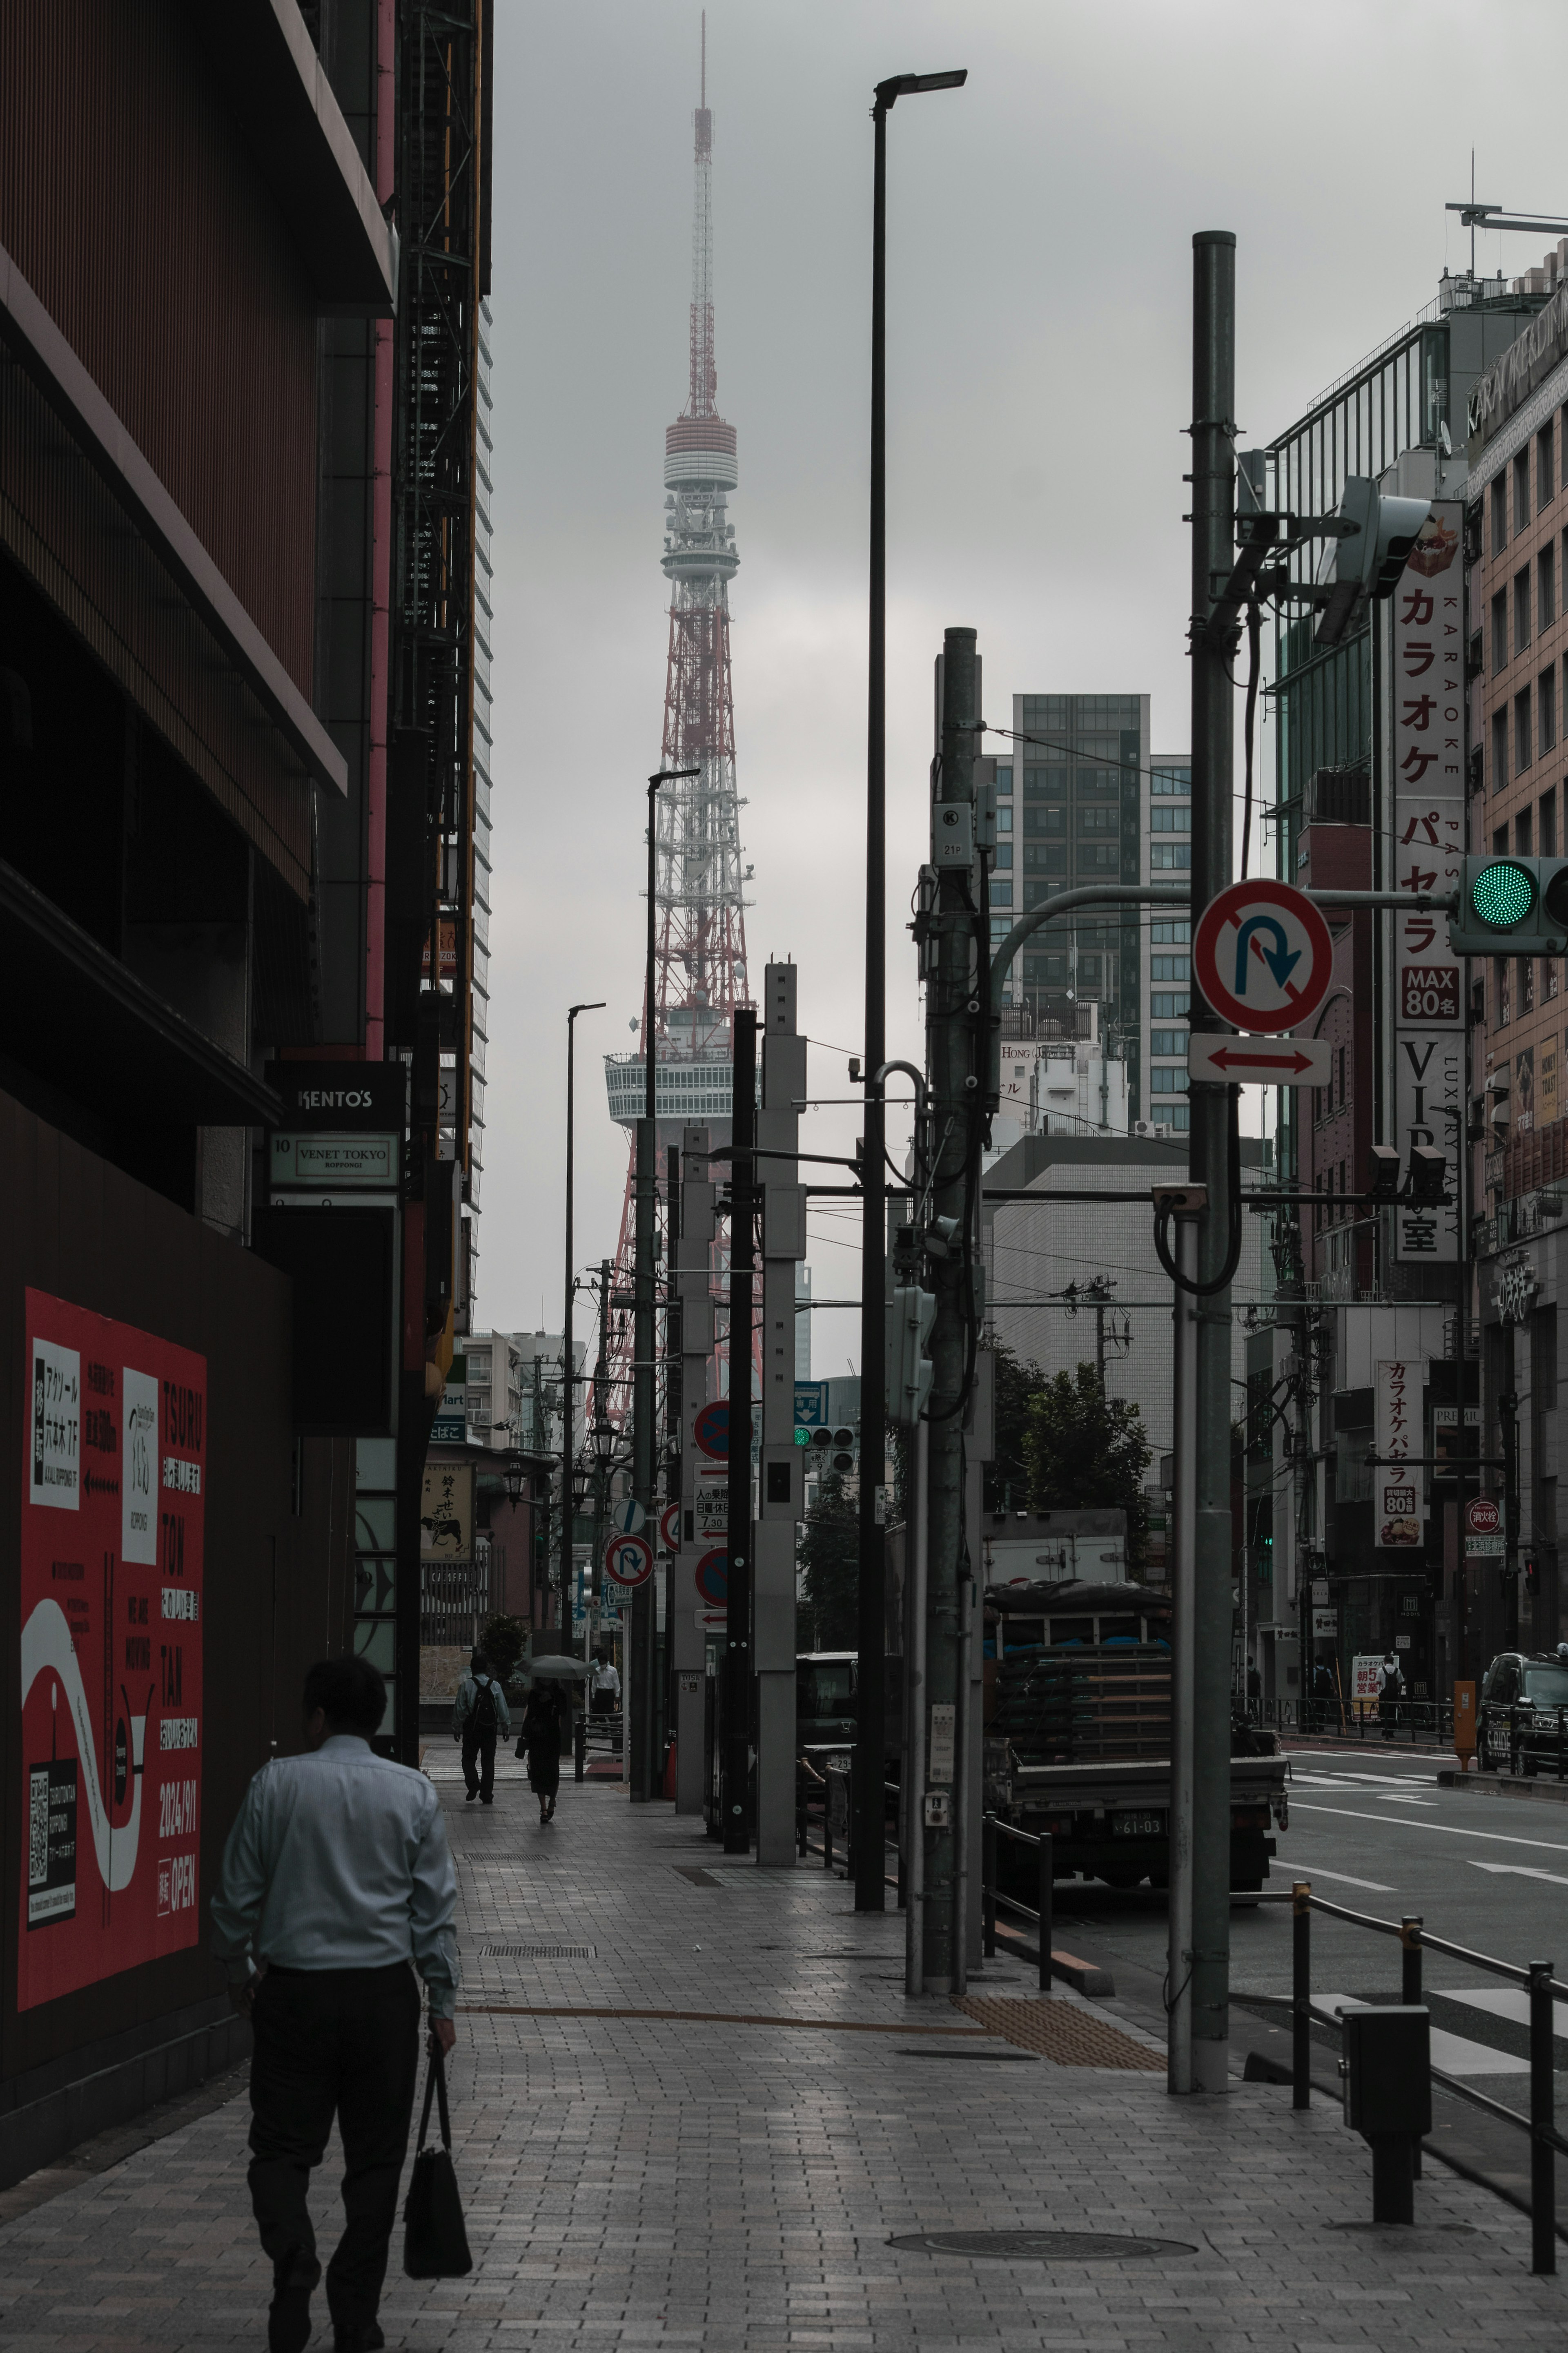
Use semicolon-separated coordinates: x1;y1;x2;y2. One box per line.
17;1289;206;2011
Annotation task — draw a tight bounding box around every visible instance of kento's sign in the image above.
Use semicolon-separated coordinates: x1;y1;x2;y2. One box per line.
18;1290;207;2012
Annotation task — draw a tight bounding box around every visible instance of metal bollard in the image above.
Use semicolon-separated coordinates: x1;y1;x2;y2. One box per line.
1559;1709;1566;1783
1292;1882;1312;2109
983;1815;997;1960
1401;1920;1424;2177
797;1800;808;1859
574;1715;586;1783
824;1803;833;1874
1530;1960;1557;2276
1038;1832;1053;1994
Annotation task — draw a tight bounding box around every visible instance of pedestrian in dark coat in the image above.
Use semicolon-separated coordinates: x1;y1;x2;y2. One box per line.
517;1684;564;1823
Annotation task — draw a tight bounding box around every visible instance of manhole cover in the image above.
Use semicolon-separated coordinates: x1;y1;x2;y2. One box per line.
479;1945;597;1960
889;2230;1196;2261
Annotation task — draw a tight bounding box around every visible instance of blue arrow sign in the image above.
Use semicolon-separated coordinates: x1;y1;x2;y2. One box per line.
1234;915;1302;997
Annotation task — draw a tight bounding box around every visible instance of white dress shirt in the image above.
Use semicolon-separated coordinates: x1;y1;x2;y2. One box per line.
210;1734;459;2017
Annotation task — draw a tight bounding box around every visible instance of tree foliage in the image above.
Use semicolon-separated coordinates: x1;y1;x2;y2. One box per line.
1021;1362;1153;1569
796;1469;860;1650
479;1613;530;1690
983;1339;1044;1513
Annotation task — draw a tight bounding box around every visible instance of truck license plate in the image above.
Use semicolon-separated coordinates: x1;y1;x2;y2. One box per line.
1111;1813;1161;1837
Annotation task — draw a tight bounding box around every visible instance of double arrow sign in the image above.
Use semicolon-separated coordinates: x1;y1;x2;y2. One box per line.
1187;1034;1332;1088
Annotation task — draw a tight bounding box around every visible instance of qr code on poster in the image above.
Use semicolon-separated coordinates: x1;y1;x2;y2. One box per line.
28;1767;48;1887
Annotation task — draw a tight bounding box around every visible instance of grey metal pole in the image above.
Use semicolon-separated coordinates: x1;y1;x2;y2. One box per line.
631;780;664;1802
921;624;978;1990
722;1007;757;1853
1167;1208;1200;2092
1188;228;1237;2093
855;87;892;1915
904;1412;928;1996
564;1002;605;1633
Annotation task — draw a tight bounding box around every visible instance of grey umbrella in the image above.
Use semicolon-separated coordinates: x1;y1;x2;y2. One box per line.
521;1654;592;1680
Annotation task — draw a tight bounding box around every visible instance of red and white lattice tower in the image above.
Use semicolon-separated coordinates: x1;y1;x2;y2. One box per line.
602;22;753;1419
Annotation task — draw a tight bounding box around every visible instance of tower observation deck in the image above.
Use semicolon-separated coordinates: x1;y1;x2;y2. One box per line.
601;28;753;1413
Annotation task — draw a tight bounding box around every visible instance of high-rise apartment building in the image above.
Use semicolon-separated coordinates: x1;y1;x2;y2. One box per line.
993;694;1189;1130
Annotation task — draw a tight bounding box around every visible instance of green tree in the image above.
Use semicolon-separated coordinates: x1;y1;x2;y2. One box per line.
479;1612;530;1691
1022;1362;1153;1570
796;1469;860;1650
983;1338;1044;1513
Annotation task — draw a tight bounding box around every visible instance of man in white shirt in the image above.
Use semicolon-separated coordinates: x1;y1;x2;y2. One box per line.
589;1646;621;1716
212;1654;457;2353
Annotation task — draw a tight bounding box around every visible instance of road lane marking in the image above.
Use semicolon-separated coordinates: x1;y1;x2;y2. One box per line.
1465;1859;1568;1887
1437;1984;1568;2038
1288;1801;1568;1855
1273;1862;1394;1892
1311;1990;1528;2077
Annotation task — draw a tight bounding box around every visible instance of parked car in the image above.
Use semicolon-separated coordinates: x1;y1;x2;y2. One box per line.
1478;1650;1568;1773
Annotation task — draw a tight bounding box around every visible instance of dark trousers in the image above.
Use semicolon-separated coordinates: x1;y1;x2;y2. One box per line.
248;1963;420;2331
462;1721;497;1798
526;1743;561;1800
590;1691;617;1715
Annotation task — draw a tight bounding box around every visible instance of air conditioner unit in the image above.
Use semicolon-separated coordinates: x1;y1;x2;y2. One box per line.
1133;1120;1173;1140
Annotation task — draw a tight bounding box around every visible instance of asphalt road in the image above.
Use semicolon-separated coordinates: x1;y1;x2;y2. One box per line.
1045;1748;1568;2116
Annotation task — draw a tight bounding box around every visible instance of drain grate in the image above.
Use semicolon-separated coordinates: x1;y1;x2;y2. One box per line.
478;1944;597;1960
896;2048;1039;2063
890;2230;1197;2261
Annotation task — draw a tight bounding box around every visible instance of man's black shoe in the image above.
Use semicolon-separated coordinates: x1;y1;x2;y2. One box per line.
481;1794;494;1804
268;2282;316;2353
333;2325;385;2351
465;1787;478;1801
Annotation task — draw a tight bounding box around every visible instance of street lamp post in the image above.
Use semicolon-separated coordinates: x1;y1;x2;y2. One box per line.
633;770;699;1801
563;1001;605;1644
855;64;967;1913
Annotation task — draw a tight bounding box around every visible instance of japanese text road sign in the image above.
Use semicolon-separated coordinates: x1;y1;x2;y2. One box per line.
1465;1495;1500;1537
1187;1035;1332;1087
609;1496;646;1537
693;1401;729;1461
603;1531;654;1589
1192;880;1334;1034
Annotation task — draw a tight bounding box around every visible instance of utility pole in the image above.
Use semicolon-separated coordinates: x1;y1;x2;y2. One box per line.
921;625;980;1990
562;1000;605;1634
1185;228;1238;2094
722;1007;757;1852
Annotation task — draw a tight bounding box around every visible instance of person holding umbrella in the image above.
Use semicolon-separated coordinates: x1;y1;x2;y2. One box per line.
516;1679;566;1824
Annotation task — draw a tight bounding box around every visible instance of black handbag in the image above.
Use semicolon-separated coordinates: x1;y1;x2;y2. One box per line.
402;2041;472;2278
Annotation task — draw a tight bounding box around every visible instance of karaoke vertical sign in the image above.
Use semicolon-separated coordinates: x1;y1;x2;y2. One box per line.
18;1289;206;2010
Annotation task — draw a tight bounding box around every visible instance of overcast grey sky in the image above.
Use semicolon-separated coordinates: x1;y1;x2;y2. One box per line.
479;0;1564;1374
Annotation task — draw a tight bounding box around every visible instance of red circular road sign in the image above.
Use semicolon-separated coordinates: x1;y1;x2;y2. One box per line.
1465;1495;1501;1537
693;1401;729;1461
1192;880;1334;1035
603;1531;654;1589
694;1548;728;1607
659;1501;682;1553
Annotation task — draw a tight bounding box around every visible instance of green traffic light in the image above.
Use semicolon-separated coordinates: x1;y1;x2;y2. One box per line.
793;1427;811;1447
1471;859;1536;929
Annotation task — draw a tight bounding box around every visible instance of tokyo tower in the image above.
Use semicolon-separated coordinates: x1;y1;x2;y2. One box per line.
601;20;753;1416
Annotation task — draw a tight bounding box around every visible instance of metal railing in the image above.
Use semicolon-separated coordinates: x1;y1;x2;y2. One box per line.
981;1816;1054;1992
1245;1693;1457;1747
1238;1880;1564;2274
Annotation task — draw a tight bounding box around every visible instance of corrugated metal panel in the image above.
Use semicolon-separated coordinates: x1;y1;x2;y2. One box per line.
0;355;315;899
0;0;318;698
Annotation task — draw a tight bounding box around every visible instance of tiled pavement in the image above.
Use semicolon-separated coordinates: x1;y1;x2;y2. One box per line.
2;1751;1566;2349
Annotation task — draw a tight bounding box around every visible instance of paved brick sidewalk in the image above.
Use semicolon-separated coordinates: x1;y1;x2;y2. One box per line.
2;1749;1565;2349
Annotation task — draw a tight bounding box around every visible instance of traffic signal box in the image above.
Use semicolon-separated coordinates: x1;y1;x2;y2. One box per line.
1448;855;1568;956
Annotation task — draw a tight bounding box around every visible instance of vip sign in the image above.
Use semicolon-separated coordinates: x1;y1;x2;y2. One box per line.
1391;505;1463;1266
1374;1356;1426;1550
1394;1030;1462;1263
18;1290;207;2010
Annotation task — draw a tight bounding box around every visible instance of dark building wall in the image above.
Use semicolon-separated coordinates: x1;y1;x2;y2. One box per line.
0;0;320;695
0;1091;354;2183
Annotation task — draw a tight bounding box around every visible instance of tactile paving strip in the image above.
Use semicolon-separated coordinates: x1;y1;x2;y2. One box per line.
953;1994;1165;2070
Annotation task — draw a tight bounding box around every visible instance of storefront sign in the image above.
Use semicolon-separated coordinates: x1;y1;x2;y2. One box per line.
268;1133;398;1189
1312;1608;1337;1638
18;1290;207;2012
419;1462;474;1561
1374;1357;1426;1548
1391;505;1463;1262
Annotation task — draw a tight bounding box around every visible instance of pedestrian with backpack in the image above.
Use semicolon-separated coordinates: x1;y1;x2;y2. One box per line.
452;1650;510;1803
